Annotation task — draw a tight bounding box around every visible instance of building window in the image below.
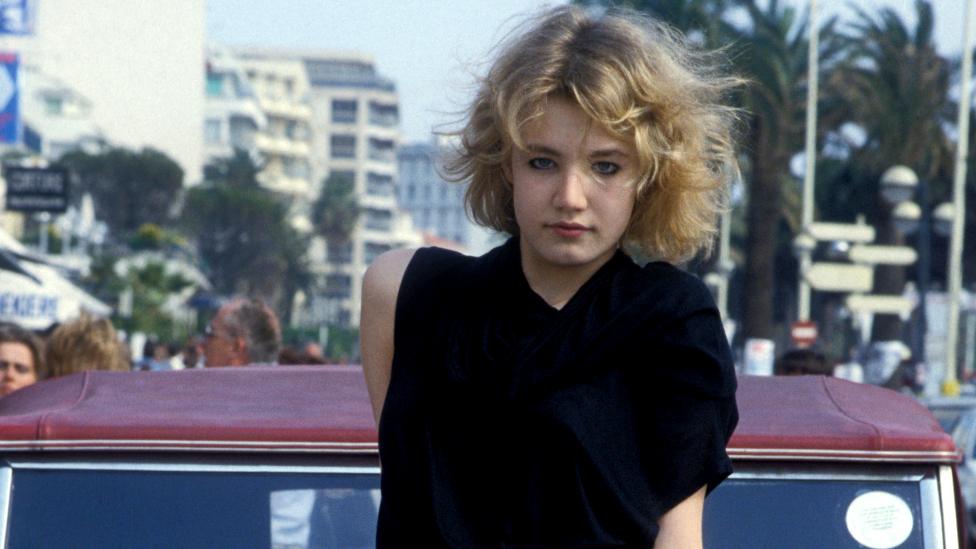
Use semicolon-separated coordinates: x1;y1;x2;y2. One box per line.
366;173;393;197
204;119;222;144
367;138;395;163
368;101;398;127
206;73;224;97
364;208;392;231
364;242;392;264
284;159;310;179
324;274;352;298
330;134;356;159
327;242;353;264
329;170;356;185
332;99;357;123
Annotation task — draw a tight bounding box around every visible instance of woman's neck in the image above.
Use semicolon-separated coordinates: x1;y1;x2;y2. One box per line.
519;243;615;310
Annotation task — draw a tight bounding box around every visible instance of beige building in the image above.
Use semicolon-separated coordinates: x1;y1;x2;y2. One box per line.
0;0;205;181
231;48;420;327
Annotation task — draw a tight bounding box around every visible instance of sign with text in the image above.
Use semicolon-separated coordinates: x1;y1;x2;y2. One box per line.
0;52;17;143
3;166;69;213
0;0;34;35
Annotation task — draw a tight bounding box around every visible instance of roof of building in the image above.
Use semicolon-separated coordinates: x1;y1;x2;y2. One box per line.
0;368;956;463
730;375;958;463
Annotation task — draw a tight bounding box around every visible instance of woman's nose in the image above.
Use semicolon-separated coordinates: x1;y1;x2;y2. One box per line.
553;167;587;210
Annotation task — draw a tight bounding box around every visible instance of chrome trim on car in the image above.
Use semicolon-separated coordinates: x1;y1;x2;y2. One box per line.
940;464;960;549
0;467;10;548
730;470;925;482
729;447;961;463
0;439;379;453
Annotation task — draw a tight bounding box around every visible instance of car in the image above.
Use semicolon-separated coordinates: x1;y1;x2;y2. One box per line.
942;404;976;546
0;367;963;548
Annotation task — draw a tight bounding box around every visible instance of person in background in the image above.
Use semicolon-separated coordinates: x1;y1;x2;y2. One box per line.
203;298;281;367
45;314;129;377
176;337;204;369
774;349;832;376
0;322;45;396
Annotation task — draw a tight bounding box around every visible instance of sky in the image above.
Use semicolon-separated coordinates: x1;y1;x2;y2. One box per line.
206;0;970;144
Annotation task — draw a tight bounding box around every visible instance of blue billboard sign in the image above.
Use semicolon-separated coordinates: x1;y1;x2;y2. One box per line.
0;0;33;36
0;52;16;144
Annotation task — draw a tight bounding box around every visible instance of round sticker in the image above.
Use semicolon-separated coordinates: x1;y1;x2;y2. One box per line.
845;491;914;549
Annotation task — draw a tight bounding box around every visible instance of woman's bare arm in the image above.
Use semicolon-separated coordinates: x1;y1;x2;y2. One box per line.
360;248;417;425
653;485;707;549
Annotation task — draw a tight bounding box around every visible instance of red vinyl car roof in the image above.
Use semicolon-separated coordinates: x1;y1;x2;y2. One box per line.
0;366;377;453
0;368;959;463
730;375;959;463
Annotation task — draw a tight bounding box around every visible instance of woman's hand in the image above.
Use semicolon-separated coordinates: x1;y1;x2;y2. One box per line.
653;485;706;549
360;248;416;425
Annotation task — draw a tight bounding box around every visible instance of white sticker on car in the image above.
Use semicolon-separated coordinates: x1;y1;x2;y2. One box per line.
845;490;914;549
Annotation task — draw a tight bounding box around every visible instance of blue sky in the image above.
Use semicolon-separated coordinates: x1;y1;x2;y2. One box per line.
206;0;968;143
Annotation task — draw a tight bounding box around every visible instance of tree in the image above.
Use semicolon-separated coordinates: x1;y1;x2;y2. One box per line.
180;152;311;321
311;173;359;246
55;147;184;237
827;0;953;341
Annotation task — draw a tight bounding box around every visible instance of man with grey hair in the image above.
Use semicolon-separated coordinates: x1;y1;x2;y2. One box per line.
203;298;281;367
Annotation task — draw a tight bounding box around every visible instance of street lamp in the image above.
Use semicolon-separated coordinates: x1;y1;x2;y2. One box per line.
880;166;918;205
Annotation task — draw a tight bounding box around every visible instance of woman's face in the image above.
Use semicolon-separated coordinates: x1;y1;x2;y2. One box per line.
0;342;38;396
509;96;637;279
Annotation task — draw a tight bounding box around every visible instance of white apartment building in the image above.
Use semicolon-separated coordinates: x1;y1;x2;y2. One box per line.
397;140;471;247
302;50;420;327
203;47;264;166
20;66;106;160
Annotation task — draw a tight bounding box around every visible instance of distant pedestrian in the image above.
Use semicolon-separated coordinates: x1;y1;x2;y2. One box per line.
0;322;45;396
203;298;281;367
775;349;832;376
45;314;128;377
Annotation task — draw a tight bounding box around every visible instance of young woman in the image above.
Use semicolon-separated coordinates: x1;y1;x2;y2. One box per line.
362;6;740;547
0;322;44;397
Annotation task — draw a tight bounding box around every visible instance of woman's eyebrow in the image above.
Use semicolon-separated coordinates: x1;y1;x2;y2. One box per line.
524;144;563;157
590;148;630;159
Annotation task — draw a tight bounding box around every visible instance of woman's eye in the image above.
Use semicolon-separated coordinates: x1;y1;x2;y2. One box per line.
528;158;555;170
592;161;620;175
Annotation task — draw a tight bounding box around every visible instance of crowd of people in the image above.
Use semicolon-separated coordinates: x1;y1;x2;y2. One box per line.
0;296;335;399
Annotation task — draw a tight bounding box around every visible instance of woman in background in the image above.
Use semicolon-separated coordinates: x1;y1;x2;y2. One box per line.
0;322;45;396
45;314;129;377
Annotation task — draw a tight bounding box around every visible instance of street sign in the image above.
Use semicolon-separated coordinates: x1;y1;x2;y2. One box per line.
805;222;876;243
790;321;818;348
804;262;874;292
845;294;914;315
848;244;917;266
2;166;69;213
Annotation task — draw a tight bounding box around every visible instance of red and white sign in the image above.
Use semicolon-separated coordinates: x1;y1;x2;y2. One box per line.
791;321;819;348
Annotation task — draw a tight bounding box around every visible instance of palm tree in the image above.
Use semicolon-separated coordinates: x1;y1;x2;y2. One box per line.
725;0;841;340
311;173;359;247
829;0;953;341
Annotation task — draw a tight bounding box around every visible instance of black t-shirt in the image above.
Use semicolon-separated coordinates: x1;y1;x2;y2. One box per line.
377;238;738;547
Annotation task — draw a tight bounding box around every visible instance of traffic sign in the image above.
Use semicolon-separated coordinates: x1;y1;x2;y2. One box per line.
804;263;874;292
805;222;876;243
790;321;818;347
848;245;917;266
3;166;69;213
845;294;914;315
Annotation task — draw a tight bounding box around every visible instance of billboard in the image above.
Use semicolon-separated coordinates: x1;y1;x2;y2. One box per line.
0;0;33;36
0;52;17;144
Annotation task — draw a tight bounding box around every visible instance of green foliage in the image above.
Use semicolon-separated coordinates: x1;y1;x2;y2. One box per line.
180;151;312;319
129;223;186;251
325;325;359;362
55;147;184;237
312;173;359;245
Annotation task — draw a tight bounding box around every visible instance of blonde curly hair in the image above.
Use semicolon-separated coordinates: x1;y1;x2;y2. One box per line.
443;6;741;263
45;314;129;377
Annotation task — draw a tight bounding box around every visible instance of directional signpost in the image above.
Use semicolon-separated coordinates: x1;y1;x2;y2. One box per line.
845;294;914;316
848;245;917;266
804;262;874;293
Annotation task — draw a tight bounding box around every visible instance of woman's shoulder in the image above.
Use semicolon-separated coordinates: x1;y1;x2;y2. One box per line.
629;260;717;313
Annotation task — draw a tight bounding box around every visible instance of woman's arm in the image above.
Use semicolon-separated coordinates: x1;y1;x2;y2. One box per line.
653;485;706;549
360;248;417;425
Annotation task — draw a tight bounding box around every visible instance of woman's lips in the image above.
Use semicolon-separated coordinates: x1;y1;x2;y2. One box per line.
549;222;591;238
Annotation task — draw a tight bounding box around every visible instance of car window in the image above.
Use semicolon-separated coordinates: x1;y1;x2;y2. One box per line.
7;469;379;548
704;477;928;549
